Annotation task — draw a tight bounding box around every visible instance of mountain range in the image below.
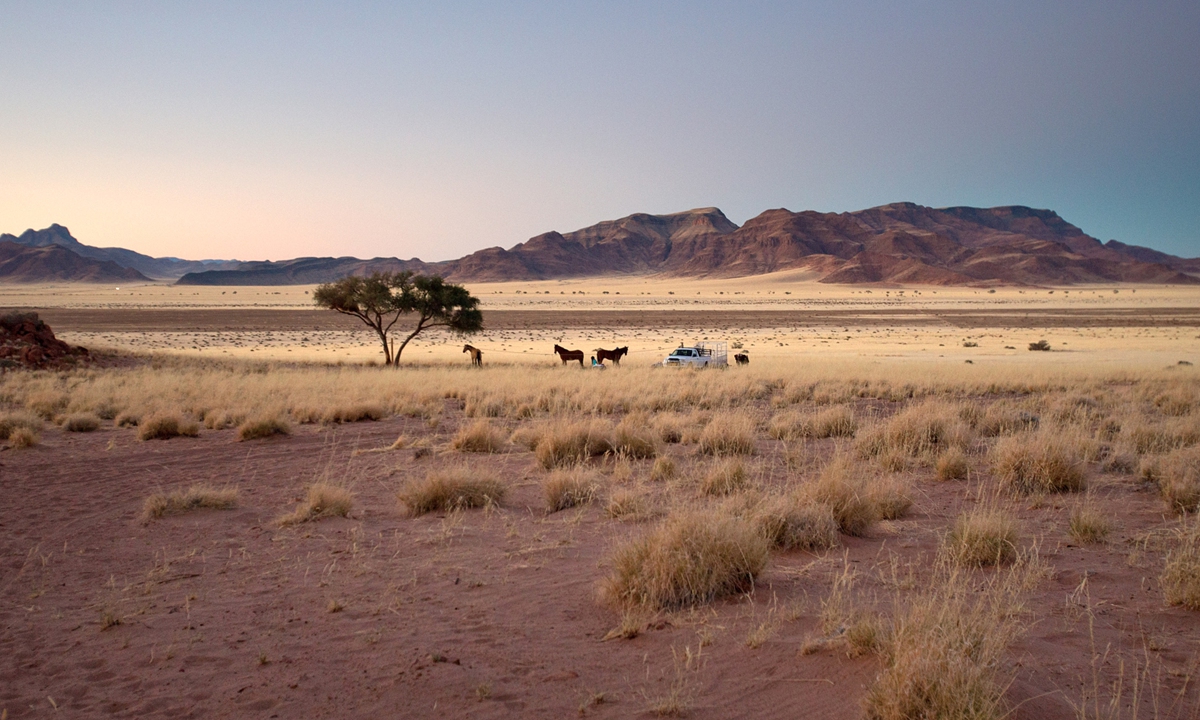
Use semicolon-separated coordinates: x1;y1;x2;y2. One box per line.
3;204;1197;286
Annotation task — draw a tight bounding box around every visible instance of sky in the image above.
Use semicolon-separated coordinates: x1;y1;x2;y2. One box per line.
1;1;1198;262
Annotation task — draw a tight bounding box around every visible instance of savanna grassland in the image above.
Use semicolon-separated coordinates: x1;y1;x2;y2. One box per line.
4;348;1200;719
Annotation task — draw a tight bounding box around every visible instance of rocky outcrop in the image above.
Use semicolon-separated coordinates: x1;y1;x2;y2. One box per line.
0;312;88;369
0;241;151;283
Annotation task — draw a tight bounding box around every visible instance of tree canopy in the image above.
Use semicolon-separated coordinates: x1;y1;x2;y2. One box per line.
313;272;482;366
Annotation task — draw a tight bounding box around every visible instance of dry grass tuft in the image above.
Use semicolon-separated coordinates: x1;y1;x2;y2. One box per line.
1068;503;1110;544
452;420;506;453
856;400;972;460
606;489;650;521
0;410;42;439
1163;518;1200;610
701;459;749;496
806;455;878;537
1158;447;1200;513
613;415;658;459
399;468;505;516
935;448;970;481
869;476;914;520
279;482;353;525
754;496;839;551
320;403;385;424
236;415;290;441
991;432;1086;494
137;413;201;441
697;412;757;456
601;509;769;611
769;406;857;440
7;426;39;448
944;507;1019;567
543;469;598;512
535;420;613;469
63;412;102;432
143;485;238;520
650;456;676;482
509;425;544;451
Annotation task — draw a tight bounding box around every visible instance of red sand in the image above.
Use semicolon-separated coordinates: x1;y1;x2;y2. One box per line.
3;403;1199;718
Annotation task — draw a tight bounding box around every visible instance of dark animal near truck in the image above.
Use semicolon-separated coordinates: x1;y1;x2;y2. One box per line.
734;353;749;365
553;344;585;367
594;346;628;366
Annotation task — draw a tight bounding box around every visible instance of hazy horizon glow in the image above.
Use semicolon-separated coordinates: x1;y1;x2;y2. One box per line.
2;2;1198;262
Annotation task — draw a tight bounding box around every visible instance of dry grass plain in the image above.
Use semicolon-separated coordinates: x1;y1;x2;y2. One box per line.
2;279;1200;719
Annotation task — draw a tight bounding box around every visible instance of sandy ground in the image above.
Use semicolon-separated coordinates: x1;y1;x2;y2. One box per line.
3;397;1199;719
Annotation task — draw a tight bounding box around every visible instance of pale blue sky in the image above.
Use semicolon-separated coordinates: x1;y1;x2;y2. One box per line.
2;1;1197;261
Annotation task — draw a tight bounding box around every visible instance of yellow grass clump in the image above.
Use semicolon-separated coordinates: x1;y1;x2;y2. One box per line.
62;412;102;432
1163;519;1200;610
768;406;857;440
601;509;769;611
805;455;878;537
6;426;39;448
944;507;1019;567
869;476;914;520
236;415;291;441
1124;415;1200;455
856;399;972;460
613;415;658;459
0;411;42;439
606;489;649;521
650;456;676;482
935;448;970;481
544;469;598;512
991;432;1086;494
279;483;353;525
137;413;201;441
399;468;505;515
754;495;839;551
1068;503;1110;543
701;459;750;496
143;485;238;520
1158;447;1200;513
697;412;757;456
535;419;613;469
316;403;386;425
452;420;506;453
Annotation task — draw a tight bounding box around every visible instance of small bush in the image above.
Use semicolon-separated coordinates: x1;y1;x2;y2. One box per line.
654;413;686;444
63;412;101;433
991;433;1085;494
509;425;544;451
936;448;970;480
114;412;140;428
452;420;506;453
0;411;43;439
600;510;769;610
535;420;613;469
7;426;39;448
279;483;353;525
755;496;839;551
543;469;597;512
1069;504;1110;544
137;413;201;441
237;415;290;441
1029;339;1051;351
1125;417;1200;454
399;469;505;515
806;456;877;536
944;507;1019;567
650;456;676;482
972;402;1039;437
697;412;757;456
1159;447;1200;513
1163;520;1200;610
143;486;238;520
869;476;913;520
702;459;749;496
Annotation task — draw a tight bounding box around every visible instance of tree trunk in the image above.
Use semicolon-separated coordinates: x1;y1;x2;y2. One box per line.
392;317;427;366
375;326;392;365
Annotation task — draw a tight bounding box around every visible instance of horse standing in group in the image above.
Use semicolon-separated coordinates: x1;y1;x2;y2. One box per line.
463;344;483;367
734;353;749;365
553;344;585;367
594;347;628;366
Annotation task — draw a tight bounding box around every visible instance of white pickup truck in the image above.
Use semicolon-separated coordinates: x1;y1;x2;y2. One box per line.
662;342;728;368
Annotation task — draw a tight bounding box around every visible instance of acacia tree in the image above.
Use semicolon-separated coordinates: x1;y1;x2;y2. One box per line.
313;271;482;366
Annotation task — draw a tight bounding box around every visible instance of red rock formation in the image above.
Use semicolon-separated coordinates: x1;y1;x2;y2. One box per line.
0;313;89;370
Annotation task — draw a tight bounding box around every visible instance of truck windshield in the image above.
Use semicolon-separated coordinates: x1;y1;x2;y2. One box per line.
671;349;692;357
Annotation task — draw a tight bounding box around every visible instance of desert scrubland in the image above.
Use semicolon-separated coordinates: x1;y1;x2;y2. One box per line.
2;281;1200;719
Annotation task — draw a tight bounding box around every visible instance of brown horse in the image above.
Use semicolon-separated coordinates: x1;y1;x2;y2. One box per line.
463;344;483;367
594;346;628;366
734;353;749;366
553;344;584;367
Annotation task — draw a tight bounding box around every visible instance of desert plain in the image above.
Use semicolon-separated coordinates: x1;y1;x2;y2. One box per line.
3;278;1200;719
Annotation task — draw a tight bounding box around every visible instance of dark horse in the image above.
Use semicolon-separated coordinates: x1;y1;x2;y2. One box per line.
463;344;483;367
553;344;584;367
594;347;628;366
734;353;749;365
